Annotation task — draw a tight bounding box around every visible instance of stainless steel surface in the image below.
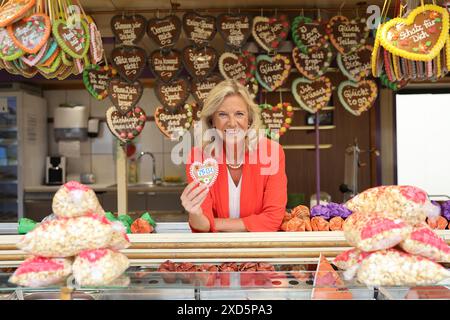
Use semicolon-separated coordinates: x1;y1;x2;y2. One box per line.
0;223;18;234
155;222;191;233
138;151;158;185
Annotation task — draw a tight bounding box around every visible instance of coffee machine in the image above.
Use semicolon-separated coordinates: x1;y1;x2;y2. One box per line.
45;156;66;185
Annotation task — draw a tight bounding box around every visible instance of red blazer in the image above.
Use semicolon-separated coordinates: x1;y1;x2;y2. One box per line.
185;137;287;232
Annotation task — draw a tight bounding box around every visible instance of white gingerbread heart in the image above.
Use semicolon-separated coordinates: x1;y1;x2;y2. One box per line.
189;158;219;187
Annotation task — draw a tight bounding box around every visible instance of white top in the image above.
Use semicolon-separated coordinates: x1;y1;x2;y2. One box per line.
227;168;242;219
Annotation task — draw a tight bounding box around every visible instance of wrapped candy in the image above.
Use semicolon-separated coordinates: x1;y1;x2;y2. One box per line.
17;218;38;234
9;256;72;287
356;249;450;286
311;216;330;231
285;217;306;232
441;201;450;220
427;216;448;230
52;181;104;218
72;249;129;286
345;185;439;225
329;217;344;231
130;213;156;233
311;203;352;220
343;211;412;252
399;223;450;262
117;214;133;233
17;214;114;257
290;205;310;218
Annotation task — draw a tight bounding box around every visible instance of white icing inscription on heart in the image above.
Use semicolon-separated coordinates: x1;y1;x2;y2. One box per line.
189;158;219;187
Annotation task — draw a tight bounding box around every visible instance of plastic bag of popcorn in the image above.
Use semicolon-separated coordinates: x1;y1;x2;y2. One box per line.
72;249;129;286
9;256;72;287
356;249;450;286
52;181;105;218
17;214;113;257
108;221;131;250
345;185;439;225
343;211;412;252
333;248;366;270
399;223;450;262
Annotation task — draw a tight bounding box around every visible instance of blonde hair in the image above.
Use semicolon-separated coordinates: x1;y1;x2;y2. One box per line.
197;79;263;152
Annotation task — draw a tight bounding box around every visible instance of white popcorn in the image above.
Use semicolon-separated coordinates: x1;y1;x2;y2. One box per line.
72;249;129;286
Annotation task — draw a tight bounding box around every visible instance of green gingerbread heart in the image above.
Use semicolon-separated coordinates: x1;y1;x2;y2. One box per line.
52;19;90;59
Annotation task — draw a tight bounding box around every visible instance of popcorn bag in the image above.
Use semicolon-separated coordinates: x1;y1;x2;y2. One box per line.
109;221;131;250
345;185;439;225
333;248;365;271
52;181;105;218
17;214;114;257
399;223;450;262
343;211;412;252
9;256;72;287
356;249;450;286
72;249;130;286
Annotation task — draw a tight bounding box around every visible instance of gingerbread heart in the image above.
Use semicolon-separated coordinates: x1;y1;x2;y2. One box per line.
255;54;291;91
218;51;256;85
191;73;223;105
89;22;104;64
292;44;333;80
108;78;143;114
216;14;252;49
37;37;58;65
37;50;62;74
111;45;147;83
182;11;216;46
189;158;219;187
148;49;182;83
52;19;90;59
154;104;193;140
292;76;332;113
106;106;146;143
83;65;117;100
155;78;190;112
7;13;50;54
13;58;37;78
252;15;290;52
0;27;24;61
147;15;181;49
0;0;36;28
337;45;373;82
326;16;369;55
183;45;218;79
338;80;378;116
20;41;48;66
259;102;294;139
291;16;329;53
379;5;449;62
111;14;146;45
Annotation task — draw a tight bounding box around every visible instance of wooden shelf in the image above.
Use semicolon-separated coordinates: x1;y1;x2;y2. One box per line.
290;125;335;130
282;144;332;150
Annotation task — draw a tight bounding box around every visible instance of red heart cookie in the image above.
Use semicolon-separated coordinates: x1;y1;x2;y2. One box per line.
106;106;147;143
189;158;219;187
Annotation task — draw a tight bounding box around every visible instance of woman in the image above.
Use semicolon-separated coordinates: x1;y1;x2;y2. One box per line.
180;79;287;232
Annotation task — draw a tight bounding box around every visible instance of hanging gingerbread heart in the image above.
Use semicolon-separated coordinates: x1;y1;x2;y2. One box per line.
291;76;332;113
218;50;256;85
37;50;62;75
252;15;290;52
259;102;294;139
7;13;50;54
189;158;219;187
0;0;36;28
379;5;449;62
216;13;252;49
36;37;57;65
338;80;378;116
83;65;117;100
155;77;190;112
108;78;143;114
292;44;333;80
255;54;291;91
111;45;147;83
337;45;373;82
182;45;218;79
0;27;23;61
191;73;223;105
291;16;329;53
154;104;193;140
147;15;182;49
20;41;48;66
13;58;37;78
106;106;146;143
148;49;182;83
182;11;216;46
111;14;146;45
326;16;369;55
52;19;90;59
89;21;104;64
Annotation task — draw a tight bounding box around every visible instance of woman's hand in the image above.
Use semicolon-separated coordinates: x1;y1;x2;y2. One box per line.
180;181;209;215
